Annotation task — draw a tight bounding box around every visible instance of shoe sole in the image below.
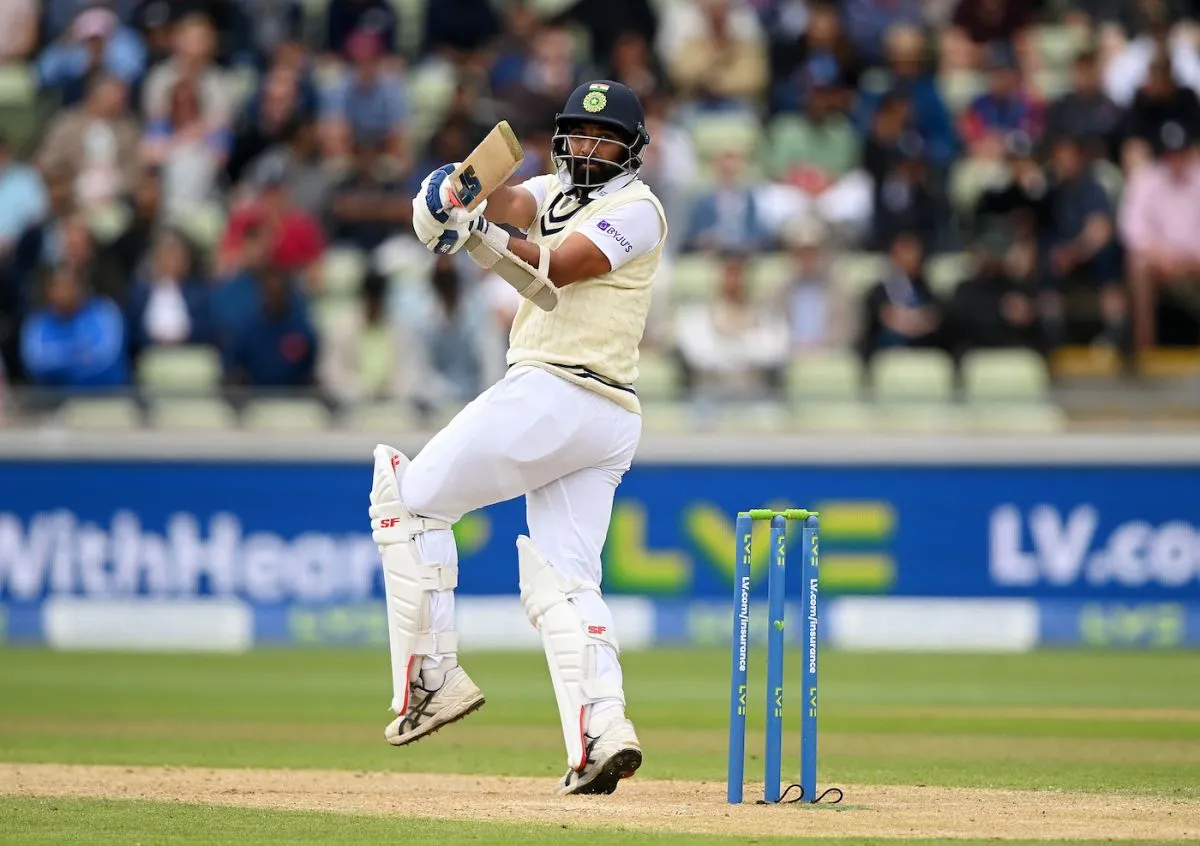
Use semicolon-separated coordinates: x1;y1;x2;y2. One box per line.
386;694;486;747
562;748;643;796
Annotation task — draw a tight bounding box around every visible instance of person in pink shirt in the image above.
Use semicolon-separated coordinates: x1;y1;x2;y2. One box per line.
1119;121;1200;350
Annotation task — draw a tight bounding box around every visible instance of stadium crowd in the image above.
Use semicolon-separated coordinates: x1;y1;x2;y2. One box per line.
0;0;1199;423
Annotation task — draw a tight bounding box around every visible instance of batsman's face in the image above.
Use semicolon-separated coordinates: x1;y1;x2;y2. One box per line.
566;124;625;167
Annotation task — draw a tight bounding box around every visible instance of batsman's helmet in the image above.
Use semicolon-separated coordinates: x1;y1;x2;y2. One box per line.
552;80;650;199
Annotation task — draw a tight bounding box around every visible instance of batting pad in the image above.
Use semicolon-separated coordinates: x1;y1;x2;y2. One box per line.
517;535;624;771
370;445;458;715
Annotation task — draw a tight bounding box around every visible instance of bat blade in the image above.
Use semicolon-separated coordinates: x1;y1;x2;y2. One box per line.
448;121;525;212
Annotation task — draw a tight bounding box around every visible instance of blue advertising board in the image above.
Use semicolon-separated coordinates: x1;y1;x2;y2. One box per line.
1;460;1197;606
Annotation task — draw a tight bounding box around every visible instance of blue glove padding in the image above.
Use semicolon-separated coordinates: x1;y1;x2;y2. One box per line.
424;164;455;223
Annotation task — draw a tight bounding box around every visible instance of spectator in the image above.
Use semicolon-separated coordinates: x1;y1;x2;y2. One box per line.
863;100;940;251
246;115;337;219
555;0;658;67
487;2;542;97
1120;122;1200;350
226;63;314;184
495;24;583;133
1120;53;1200;171
0;138;49;386
125;228;213;360
141;15;232;137
601;31;667;102
974;131;1049;247
1040;134;1125;348
37;5;146;107
780;217;855;352
857;25;959;169
1045;49;1124;162
766;79;871;242
399;257;491;412
942;0;1036;71
142;76;228;219
20;264;129;390
841;0;924;65
422;0;502;64
960;46;1044;160
129;0;175;70
319;268;404;405
858;232;952;362
218;159;326;285
325;0;398;60
659;0;768;112
683;148;770;254
950;230;1042;353
768;1;861;115
223;264;318;392
674;252;790;399
319;28;411;162
48;211;128;303
0;0;39;62
330;140;411;253
37;74;141;214
237;0;306;71
1104;8;1200;108
41;0;140;46
0;136;49;263
102;167;163;282
638;92;698;257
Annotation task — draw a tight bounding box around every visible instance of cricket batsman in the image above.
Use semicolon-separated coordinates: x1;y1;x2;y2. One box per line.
368;80;667;796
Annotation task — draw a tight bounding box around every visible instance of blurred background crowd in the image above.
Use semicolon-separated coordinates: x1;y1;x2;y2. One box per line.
0;0;1198;433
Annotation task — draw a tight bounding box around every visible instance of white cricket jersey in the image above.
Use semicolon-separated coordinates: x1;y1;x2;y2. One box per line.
508;173;667;414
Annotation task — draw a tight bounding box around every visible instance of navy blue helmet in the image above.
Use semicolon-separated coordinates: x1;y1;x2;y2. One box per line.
552;80;651;199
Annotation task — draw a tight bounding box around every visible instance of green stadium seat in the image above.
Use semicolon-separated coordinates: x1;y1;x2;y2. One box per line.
1034;24;1091;69
312;297;361;340
793;400;876;433
86;202;133;245
635;348;683;400
59;397;143;430
1032;67;1071;101
786;351;862;401
151;397;238;430
0;65;34;106
750;253;792;301
962;348;1050;400
669;254;716;303
871;348;956;402
950;159;1011;218
968;402;1068;433
242;398;332;431
937;70;986;115
927;252;971;298
170;200;227;250
687;113;762;160
321;248;367;298
877;403;971;433
346;401;421;433
137;346;223;394
831;252;887;299
1092;159;1123;205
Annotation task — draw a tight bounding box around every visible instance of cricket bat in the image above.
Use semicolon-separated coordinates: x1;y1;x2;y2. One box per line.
444;122;560;312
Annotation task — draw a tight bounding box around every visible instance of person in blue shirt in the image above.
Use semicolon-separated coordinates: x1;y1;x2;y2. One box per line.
223;264;318;391
20;264;129;390
37;5;146;107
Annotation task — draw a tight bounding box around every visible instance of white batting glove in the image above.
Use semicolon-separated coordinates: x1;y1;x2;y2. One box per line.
411;163;488;249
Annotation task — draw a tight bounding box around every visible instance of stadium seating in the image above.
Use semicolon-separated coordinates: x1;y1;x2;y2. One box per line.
137;347;223;395
151;397;239;430
241;398;333;431
869;348;957;402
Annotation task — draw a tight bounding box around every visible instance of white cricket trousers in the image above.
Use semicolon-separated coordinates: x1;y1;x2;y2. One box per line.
400;365;641;721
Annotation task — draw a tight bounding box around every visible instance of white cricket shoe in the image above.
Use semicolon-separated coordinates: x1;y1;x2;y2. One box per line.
384;665;485;746
557;717;643;795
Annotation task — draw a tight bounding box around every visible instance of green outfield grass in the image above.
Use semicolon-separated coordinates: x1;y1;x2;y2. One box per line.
2;648;1199;844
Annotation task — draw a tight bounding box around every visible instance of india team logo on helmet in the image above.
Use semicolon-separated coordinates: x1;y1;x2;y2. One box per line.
582;83;609;113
